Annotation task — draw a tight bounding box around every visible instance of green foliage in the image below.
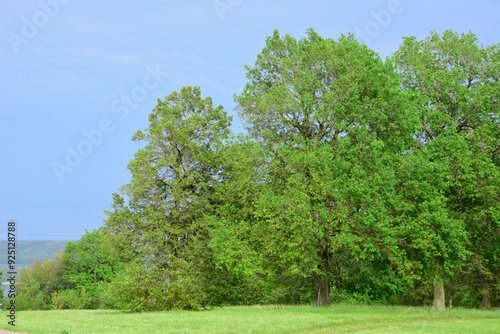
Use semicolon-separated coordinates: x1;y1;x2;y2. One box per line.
15;253;63;310
16;268;50;311
104;86;233;310
100;259;215;311
97;29;499;310
0;268;4;304
12;28;498;314
51;289;91;310
222;28;422;306
15;230;120;311
99;262;166;311
392;29;500;308
59;229;120;309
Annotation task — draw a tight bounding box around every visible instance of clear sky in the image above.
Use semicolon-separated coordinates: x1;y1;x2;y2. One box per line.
1;0;499;241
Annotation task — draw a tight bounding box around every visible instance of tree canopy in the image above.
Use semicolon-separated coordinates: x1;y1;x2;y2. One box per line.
15;29;499;311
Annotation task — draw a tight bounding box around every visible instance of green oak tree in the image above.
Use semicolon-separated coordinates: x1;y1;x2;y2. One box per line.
392;30;500;309
222;29;420;306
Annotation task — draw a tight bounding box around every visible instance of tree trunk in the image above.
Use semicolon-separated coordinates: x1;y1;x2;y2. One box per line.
314;273;329;306
314;241;330;307
481;280;491;309
292;281;297;305
432;279;445;310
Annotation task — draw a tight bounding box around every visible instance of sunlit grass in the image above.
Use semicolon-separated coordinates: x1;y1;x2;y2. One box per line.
0;305;498;333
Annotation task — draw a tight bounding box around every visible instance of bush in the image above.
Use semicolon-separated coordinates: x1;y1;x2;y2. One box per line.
51;289;92;310
16;274;50;310
99;262;169;311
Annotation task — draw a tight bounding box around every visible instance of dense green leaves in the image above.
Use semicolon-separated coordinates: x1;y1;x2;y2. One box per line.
236;29;418;151
59;229;120;308
230;29;423;306
104;86;233;310
18;29;498;311
392;30;500;309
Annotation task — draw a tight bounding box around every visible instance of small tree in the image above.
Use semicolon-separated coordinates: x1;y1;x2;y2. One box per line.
59;228;120;308
15;255;62;310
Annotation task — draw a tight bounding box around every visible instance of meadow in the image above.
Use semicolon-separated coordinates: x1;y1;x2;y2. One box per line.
0;305;499;333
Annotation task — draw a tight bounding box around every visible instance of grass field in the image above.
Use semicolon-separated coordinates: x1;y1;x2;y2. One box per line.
0;305;499;334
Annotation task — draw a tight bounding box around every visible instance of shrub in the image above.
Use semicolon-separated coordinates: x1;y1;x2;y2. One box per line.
16;273;49;310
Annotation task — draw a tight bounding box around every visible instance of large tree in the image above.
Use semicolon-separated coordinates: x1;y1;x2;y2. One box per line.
223;29;420;306
104;86;232;310
392;30;500;309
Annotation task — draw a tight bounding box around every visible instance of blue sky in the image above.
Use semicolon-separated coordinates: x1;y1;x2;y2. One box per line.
1;0;499;241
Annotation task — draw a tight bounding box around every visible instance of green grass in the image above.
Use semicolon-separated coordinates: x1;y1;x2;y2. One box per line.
0;305;499;333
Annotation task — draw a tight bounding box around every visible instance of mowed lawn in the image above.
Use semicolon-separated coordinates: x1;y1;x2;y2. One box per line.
0;305;499;334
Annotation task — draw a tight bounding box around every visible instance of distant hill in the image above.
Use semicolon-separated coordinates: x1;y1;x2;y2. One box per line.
0;240;75;267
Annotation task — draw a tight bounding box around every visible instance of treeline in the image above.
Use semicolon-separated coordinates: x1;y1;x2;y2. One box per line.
7;230;120;310
14;29;499;311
